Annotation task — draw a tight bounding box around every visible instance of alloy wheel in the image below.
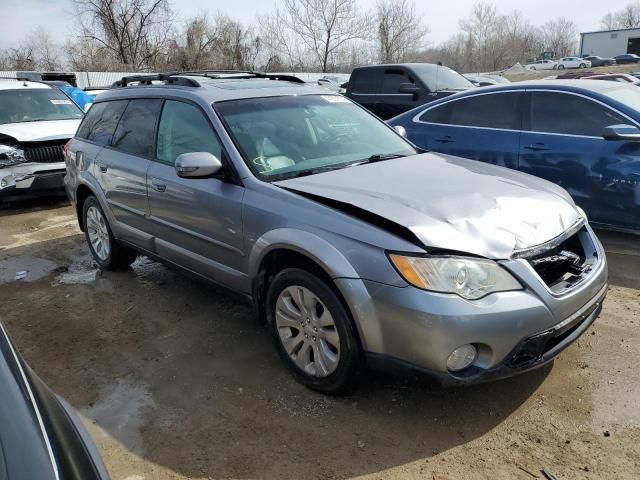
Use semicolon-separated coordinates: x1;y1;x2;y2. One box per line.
274;285;341;377
86;206;111;261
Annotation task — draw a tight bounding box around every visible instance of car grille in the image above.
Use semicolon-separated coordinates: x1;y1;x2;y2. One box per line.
23;143;66;163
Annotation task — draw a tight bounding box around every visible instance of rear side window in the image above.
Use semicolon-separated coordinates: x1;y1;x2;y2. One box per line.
349;69;382;94
419;92;522;130
156;101;222;164
76;100;128;146
529;92;626;137
111;99;162;157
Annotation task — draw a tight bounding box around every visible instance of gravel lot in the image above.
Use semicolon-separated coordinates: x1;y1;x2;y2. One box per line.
1;198;639;480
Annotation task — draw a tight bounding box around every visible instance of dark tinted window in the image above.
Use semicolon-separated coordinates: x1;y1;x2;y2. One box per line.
420;92;522;129
76;100;128;146
381;69;411;93
157;101;222;164
349;68;382;94
112;99;162;157
412;64;474;91
529;92;626;136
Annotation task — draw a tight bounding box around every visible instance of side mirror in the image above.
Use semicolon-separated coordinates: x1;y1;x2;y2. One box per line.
602;124;640;142
393;125;407;138
175;152;223;178
399;83;420;96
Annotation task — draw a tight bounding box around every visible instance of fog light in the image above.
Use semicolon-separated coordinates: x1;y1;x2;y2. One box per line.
446;344;477;372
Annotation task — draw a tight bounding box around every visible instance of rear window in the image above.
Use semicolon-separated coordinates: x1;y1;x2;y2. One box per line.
0;88;83;125
111;99;162;157
76;100;128;146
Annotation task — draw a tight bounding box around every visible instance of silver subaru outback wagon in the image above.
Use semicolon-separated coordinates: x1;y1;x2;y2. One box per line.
64;72;608;394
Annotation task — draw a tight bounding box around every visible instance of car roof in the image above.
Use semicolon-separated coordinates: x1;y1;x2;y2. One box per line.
96;76;329;103
0;78;52;90
445;79;629;94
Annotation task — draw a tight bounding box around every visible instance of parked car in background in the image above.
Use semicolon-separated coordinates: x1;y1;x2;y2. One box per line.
555;72;640;84
317;75;346;92
557;57;591;69
464;75;500;87
66;71;607;394
0;320;110;479
583;55;616;67
0;78;84;199
614;54;640;64
346;63;475;119
389;79;640;233
525;59;558;70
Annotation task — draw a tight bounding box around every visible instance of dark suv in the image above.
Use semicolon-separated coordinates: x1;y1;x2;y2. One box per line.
345;63;474;119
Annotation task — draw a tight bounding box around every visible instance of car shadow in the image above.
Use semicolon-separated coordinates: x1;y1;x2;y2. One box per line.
595;229;640;289
0;234;551;479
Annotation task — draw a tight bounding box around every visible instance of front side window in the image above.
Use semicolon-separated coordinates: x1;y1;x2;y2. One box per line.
215;95;415;181
112;99;163;157
0;88;84;125
349;69;382;94
412;65;475;91
76;100;128;146
381;70;411;93
529;92;626;137
156;100;222;164
419;92;522;130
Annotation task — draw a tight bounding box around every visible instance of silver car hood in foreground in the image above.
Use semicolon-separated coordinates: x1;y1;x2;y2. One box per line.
276;153;582;259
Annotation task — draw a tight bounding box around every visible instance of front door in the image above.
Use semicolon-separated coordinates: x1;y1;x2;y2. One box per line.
519;90;640;231
146;100;246;291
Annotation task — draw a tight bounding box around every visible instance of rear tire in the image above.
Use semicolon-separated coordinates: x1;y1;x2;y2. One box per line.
266;268;361;394
82;196;137;270
558;64;565;70
579;63;586;68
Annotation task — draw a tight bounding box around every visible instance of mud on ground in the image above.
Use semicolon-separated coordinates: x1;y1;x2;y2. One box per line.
0;199;639;479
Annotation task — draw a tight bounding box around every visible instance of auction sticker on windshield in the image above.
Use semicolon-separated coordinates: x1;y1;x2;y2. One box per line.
321;95;350;103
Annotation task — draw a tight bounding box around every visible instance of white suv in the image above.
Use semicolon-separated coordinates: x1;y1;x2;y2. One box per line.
557;57;591;69
0;79;84;198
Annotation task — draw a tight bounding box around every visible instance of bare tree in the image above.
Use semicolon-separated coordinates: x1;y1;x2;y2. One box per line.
600;12;618;30
601;2;640;30
282;0;369;72
71;0;173;70
540;17;578;57
375;0;429;63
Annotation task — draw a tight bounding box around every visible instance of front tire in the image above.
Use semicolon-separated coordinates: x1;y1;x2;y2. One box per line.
558;64;565;70
579;63;586;68
266;268;361;394
82;196;137;270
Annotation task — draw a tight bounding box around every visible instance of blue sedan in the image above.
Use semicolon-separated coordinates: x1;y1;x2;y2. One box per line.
389;80;640;234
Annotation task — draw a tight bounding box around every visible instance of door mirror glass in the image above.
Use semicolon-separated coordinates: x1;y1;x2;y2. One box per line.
175;152;222;178
399;83;420;95
602;124;640;142
393;125;407;138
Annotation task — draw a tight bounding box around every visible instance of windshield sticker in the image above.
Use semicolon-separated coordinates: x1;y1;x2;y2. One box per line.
322;95;350;103
51;99;73;105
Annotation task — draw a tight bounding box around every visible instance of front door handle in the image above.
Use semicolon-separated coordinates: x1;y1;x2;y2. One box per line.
524;143;549;152
96;161;107;173
434;135;454;144
150;179;166;192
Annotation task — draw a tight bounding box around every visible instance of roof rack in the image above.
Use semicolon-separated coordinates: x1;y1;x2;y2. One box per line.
112;70;305;88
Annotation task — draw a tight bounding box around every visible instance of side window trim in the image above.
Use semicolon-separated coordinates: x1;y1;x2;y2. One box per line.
412;90;524;132
523;88;639;139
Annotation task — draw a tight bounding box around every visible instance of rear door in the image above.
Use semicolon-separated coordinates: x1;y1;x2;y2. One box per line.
520;90;640;230
410;91;524;169
146;99;246;290
96;98;162;249
346;68;383;117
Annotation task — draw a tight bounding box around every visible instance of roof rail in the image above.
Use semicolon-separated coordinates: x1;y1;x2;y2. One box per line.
111;70;306;89
171;70;306;83
112;73;201;88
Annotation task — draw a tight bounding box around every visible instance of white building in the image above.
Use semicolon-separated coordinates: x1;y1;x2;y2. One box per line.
580;28;640;58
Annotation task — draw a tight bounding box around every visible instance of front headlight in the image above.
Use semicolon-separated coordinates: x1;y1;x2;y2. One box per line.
389;254;522;300
0;144;26;168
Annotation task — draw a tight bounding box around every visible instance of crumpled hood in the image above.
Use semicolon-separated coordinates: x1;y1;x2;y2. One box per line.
276;153;582;259
0;119;81;142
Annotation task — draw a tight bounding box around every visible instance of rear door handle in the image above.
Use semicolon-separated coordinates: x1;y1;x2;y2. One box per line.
524;143;549;152
434;135;454;144
150;179;166;192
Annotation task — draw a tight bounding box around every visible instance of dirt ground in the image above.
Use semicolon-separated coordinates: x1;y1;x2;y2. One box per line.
0;197;639;480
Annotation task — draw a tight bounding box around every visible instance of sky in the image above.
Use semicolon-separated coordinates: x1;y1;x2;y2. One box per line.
0;0;635;50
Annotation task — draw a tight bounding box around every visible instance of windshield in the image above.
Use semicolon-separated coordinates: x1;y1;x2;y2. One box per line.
0;89;84;125
412;65;474;91
215;95;416;181
602;85;640;111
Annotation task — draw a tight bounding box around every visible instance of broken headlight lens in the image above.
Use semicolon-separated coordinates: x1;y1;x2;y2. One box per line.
0;144;26;168
389;254;522;300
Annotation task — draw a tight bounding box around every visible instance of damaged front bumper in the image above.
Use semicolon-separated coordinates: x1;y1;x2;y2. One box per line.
0;162;66;195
